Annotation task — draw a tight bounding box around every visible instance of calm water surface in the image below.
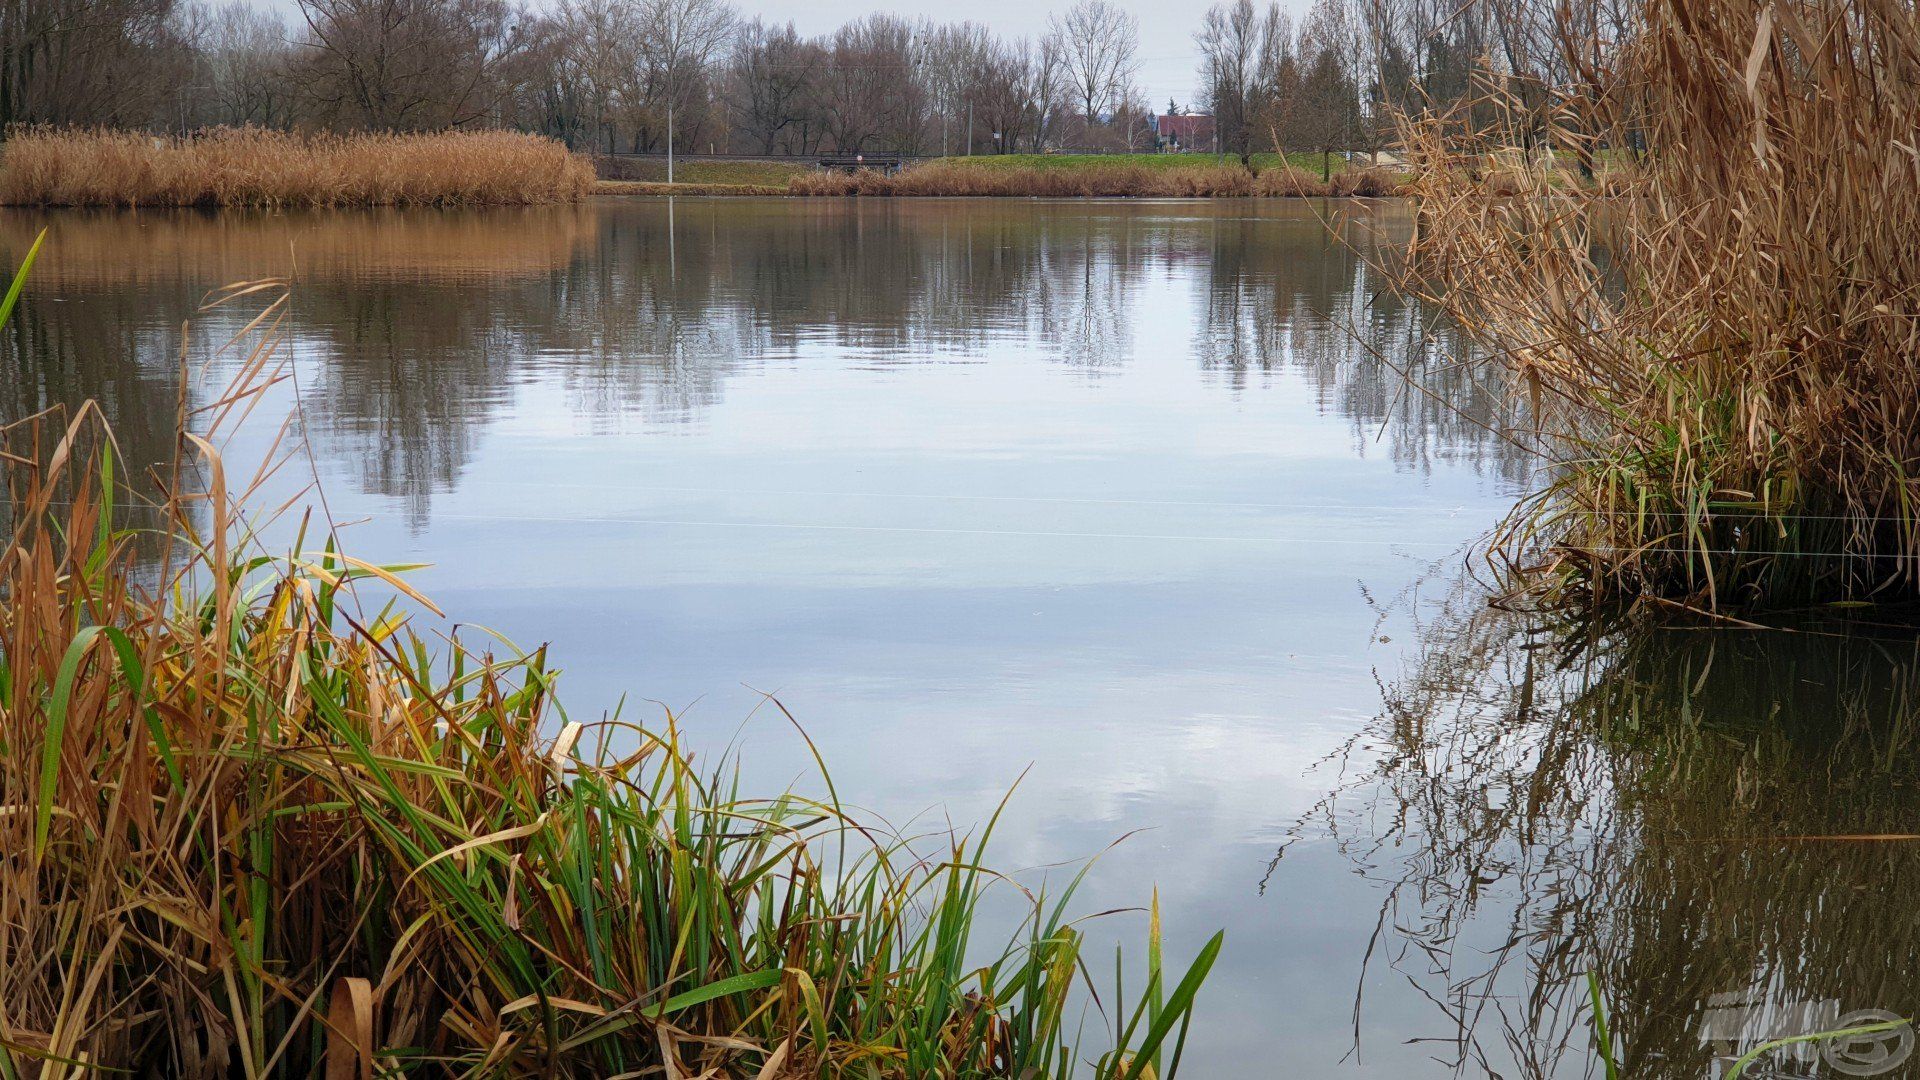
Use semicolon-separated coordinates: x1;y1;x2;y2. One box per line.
5;198;1917;1077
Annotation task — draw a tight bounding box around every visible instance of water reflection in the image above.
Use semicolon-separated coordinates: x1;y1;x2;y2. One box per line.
4;197;1550;1078
15;197;1904;1079
1196;208;1519;482
0;200;1527;526
1303;589;1920;1077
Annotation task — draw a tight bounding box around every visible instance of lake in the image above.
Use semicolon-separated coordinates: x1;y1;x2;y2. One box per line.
5;197;1917;1077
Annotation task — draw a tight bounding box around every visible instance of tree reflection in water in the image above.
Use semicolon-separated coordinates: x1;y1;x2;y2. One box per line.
1291;589;1920;1077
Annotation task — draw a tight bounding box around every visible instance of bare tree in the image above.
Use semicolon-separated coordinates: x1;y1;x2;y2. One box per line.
969;36;1036;153
1190;0;1267;164
923;21;990;155
1288;0;1359;178
819;13;925;152
549;0;642;151
1030;29;1067;150
725;18;819;154
0;0;188;129
635;0;734;155
192;0;295;127
1048;0;1137;139
294;0;534;129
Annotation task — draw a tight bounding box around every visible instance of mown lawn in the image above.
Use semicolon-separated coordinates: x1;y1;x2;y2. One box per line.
927;151;1369;174
603;157;817;186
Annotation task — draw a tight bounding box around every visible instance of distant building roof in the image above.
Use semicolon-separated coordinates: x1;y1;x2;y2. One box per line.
1156;114;1215;142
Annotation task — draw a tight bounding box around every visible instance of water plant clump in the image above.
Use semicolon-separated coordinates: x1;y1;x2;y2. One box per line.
1394;0;1920;613
0;279;1218;1076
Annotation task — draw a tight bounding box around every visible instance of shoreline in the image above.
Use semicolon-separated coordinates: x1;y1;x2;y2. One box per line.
590;180;1408;199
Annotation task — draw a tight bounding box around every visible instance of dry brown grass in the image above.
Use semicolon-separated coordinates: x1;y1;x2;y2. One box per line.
1396;0;1920;611
789;161;1404;198
0;127;596;208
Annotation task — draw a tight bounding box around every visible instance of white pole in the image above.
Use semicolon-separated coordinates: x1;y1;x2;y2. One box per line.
667;97;675;184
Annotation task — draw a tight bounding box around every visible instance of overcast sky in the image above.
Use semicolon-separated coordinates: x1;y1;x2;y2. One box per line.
264;0;1317;114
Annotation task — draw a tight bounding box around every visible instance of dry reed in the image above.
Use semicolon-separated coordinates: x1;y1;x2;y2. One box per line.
1395;0;1920;611
789;161;1403;198
0;127;596;208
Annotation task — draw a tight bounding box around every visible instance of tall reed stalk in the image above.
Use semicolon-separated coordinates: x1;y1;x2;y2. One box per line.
0;271;1218;1075
1395;0;1920;611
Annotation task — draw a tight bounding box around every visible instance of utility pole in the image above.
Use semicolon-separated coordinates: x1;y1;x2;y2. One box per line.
667;96;676;184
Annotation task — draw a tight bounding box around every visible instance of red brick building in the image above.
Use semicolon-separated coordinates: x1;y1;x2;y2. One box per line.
1155;113;1216;152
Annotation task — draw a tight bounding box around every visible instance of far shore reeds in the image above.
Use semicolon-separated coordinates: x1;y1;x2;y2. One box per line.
0;128;1399;205
786;160;1402;198
0;127;596;207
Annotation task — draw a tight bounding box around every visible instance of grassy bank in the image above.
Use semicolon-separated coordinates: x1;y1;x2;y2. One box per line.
1397;0;1920;612
0;278;1218;1075
597;179;791;196
0;128;596;208
588;152;1400;198
788;160;1401;198
599;157;818;188
925;152;1375;176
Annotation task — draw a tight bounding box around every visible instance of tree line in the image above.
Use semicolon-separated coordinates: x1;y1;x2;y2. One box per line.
0;0;1632;157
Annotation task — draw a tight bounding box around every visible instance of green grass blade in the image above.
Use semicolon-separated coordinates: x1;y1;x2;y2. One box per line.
0;227;46;329
1119;931;1223;1080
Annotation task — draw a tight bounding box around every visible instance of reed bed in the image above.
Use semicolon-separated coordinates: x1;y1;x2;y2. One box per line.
788;161;1402;198
0;274;1217;1076
0;128;596;208
1396;0;1920;611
